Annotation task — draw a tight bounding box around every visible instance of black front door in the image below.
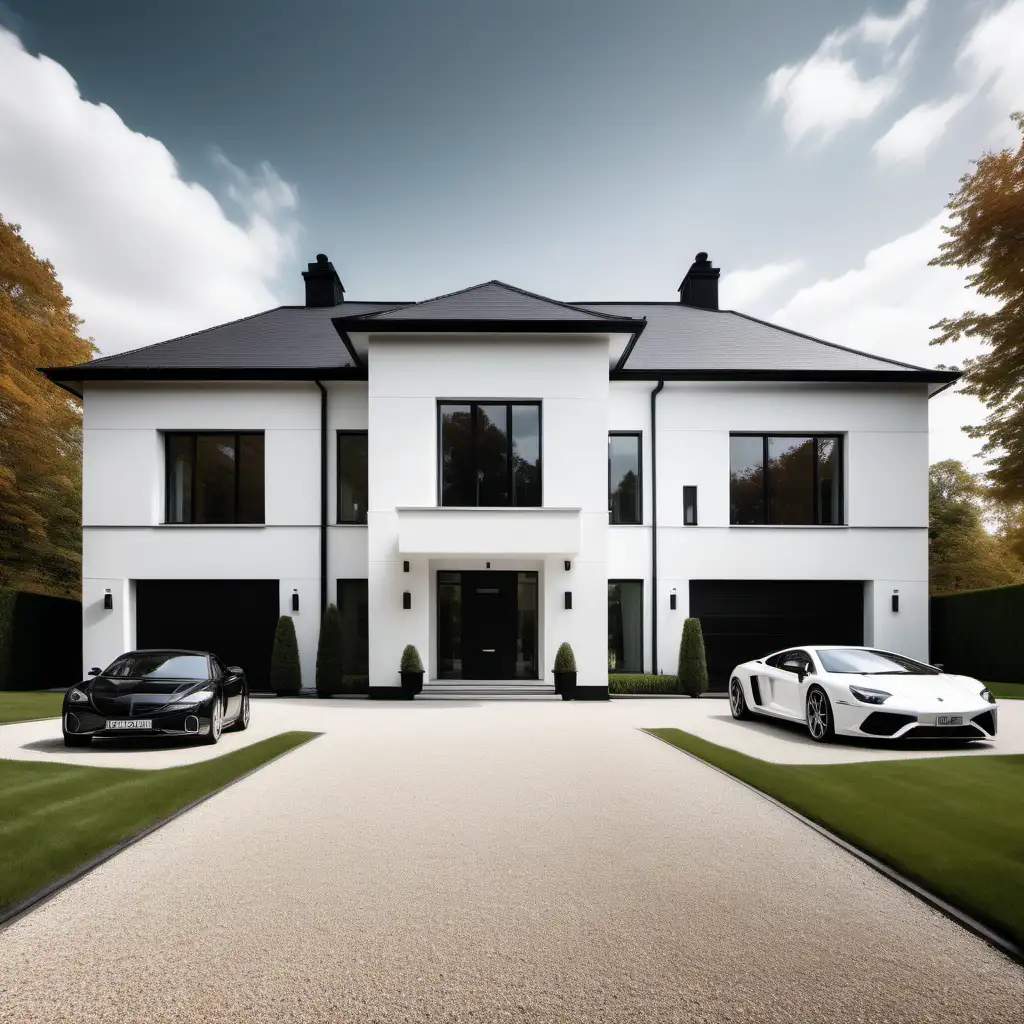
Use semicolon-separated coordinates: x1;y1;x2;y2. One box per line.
461;572;518;679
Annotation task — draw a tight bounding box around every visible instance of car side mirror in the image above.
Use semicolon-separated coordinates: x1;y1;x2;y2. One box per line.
227;666;244;676
88;667;102;676
797;668;807;683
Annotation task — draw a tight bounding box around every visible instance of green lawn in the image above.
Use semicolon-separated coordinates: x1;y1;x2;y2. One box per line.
0;691;65;724
0;731;318;914
987;681;1024;700
647;728;1024;949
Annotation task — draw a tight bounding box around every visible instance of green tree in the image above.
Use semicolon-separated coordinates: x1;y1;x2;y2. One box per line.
930;112;1024;514
677;618;708;697
269;615;302;696
315;604;344;697
929;460;1024;595
0;216;95;598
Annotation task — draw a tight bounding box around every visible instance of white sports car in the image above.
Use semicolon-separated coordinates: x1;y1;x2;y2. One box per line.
728;646;998;743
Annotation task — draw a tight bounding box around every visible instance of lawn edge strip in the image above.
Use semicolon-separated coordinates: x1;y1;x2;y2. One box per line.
642;727;1024;967
0;730;321;932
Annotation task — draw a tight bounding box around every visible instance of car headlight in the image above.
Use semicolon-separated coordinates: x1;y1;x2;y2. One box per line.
849;685;891;705
980;688;996;704
67;688;89;703
163;689;216;711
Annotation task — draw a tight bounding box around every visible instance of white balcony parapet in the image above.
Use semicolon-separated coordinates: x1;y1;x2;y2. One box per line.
396;506;582;556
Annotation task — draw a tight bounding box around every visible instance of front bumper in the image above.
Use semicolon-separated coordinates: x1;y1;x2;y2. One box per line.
833;701;997;740
63;707;214;738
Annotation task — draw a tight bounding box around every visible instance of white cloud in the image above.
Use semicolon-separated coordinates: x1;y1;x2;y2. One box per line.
0;27;302;355
957;0;1024;142
770;213;994;469
765;0;927;144
872;93;972;164
721;260;804;309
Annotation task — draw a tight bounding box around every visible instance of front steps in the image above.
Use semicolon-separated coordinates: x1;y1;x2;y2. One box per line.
419;680;558;700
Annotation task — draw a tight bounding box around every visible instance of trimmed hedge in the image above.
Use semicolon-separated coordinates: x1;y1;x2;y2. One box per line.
609;674;680;694
315;604;345;697
678;617;709;697
931;583;1024;684
553;642;576;673
0;589;82;691
269;615;302;696
400;645;423;673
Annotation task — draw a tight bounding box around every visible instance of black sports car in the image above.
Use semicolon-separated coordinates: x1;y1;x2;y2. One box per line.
62;649;250;747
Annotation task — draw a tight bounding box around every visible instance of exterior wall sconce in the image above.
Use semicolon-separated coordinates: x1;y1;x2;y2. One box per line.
564;591;572;610
892;591;899;613
564;560;571;571
103;590;113;611
403;591;411;610
291;591;300;612
670;589;677;610
403;560;410;573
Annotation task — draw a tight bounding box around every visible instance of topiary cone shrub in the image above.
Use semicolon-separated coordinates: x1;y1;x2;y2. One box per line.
316;604;344;697
677;617;709;697
399;644;424;697
553;641;577;699
269;614;302;696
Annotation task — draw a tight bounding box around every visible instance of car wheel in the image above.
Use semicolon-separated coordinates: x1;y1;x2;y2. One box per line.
729;677;751;720
806;687;835;743
228;690;250;732
63;733;92;748
202;697;224;745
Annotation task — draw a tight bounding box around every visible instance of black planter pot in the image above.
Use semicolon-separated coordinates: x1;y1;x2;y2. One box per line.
400;670;423;697
553;670;577;700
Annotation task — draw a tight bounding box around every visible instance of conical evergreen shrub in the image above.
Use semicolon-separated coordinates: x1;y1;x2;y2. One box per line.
269;614;302;696
316;603;344;697
677;617;709;697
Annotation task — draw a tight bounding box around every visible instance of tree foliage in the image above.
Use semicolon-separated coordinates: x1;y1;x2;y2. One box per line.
930;112;1024;509
315;604;344;697
269;614;302;696
0;217;95;598
928;460;1024;595
677;618;708;697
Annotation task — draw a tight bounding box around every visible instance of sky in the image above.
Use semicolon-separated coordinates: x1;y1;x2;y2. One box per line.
1;0;1022;470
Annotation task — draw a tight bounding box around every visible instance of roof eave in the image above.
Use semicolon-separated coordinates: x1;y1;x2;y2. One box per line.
332;317;644;334
610;368;961;387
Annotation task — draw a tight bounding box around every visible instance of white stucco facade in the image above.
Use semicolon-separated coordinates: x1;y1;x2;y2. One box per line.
77;362;933;692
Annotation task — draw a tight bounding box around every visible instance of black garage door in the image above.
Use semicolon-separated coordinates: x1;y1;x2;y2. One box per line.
136;580;279;691
689;580;864;691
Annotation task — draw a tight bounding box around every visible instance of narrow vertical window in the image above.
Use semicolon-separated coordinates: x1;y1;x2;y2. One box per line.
337;431;368;524
336;579;369;676
609;433;641;525
729;435;764;525
683;486;698;526
608;580;643;673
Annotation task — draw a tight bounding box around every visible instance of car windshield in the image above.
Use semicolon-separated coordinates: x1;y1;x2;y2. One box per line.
816;649;940;675
104;653;209;679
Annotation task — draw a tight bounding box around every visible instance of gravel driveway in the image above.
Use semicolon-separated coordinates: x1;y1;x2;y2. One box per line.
1;700;1021;1023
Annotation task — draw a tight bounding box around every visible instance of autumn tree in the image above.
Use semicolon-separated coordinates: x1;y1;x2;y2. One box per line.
930;111;1024;518
0;216;95;598
928;460;1024;595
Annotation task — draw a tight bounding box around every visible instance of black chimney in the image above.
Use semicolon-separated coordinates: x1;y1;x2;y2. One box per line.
678;252;720;310
302;254;345;307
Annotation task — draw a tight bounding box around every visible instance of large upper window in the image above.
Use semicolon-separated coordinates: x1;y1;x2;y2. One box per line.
730;434;842;525
165;432;264;524
609;433;641;525
337;431;368;524
439;402;541;507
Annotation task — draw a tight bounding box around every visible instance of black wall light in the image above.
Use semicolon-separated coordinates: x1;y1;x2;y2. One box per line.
103;590;113;611
670;589;677;610
564;591;572;610
403;560;410;573
892;592;899;613
564;560;571;571
291;591;300;612
403;591;411;610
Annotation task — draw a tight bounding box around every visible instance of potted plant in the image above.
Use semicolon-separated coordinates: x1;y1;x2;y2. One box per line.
553;642;577;700
400;644;424;697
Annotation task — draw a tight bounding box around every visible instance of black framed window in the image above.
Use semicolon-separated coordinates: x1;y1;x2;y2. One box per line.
337;431;368;524
165;432;264;524
336;579;369;676
729;434;843;525
608;580;643;673
439;402;541;507
609;432;641;524
683;486;698;526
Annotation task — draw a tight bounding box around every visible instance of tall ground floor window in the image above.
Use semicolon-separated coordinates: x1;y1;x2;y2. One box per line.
336;579;368;677
608;580;643;673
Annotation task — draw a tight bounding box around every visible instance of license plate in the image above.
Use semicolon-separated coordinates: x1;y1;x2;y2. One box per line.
106;719;152;730
935;716;963;726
